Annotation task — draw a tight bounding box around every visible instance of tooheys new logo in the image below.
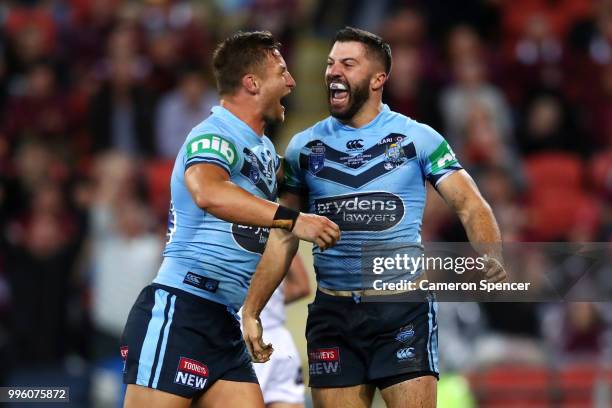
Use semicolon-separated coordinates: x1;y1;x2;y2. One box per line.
314;192;404;231
187;134;237;166
309;347;341;375
174;357;208;389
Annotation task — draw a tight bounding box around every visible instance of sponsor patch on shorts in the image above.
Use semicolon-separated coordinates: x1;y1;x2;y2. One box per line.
308;347;341;375
174;357;209;389
120;346;128;373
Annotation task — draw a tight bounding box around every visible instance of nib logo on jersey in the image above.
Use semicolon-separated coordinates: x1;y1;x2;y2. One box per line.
314;192;404;231
309;347;341;376
174;357;209;390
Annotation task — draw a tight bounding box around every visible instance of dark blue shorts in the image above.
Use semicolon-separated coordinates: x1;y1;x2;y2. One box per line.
121;284;257;398
306;290;439;389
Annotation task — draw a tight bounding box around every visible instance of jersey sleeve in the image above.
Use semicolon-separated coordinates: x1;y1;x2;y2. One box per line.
183;133;240;175
282;134;307;194
414;124;462;187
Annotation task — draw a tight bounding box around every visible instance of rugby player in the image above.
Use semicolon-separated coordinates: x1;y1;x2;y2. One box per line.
121;31;340;408
242;27;506;408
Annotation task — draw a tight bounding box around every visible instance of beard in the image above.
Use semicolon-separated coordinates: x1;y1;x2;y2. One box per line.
328;77;370;121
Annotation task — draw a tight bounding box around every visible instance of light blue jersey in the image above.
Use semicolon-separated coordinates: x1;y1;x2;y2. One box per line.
284;105;461;290
153;106;280;311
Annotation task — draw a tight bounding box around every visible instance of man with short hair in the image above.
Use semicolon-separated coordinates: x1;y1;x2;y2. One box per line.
242;27;506;408
121;31;340;408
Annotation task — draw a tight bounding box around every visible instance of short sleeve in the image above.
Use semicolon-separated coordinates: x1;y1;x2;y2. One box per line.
415;124;462;186
282;135;307;193
184;133;240;175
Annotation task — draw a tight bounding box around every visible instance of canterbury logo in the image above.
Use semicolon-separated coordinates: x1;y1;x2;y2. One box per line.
396;347;415;360
346;139;364;150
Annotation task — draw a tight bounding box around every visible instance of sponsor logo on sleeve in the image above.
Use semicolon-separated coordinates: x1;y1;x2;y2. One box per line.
308;347;341;375
187;134;238;166
314;192;404;231
174;357;209;389
428;140;457;174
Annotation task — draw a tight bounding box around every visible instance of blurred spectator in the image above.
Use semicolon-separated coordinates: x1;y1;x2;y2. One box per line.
478;166;526;242
380;7;443;83
2;62;72;149
383;45;441;129
145;30;183;95
62;0;122;73
86;151;161;406
503;13;565;105
246;0;301;63
542;302;612;362
440;27;513;147
88;152;161;348
155;68;217;159
4;5;58;76
582;63;612;150
518;90;587;156
88;53;155;156
3;175;87;369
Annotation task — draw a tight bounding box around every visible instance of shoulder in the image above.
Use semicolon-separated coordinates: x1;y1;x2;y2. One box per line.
288;116;334;150
401;117;447;150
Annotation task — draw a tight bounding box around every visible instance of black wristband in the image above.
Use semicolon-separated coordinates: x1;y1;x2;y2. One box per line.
273;205;300;231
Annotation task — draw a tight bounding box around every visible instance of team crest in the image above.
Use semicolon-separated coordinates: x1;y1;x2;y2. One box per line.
309;144;326;174
247;152;260;184
384;142;407;170
259;149;275;180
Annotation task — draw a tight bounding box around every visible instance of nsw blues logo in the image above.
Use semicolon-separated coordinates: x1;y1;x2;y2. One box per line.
395;325;415;343
260;149;275;180
309;144;326;174
247;152;260;184
384;142;407;170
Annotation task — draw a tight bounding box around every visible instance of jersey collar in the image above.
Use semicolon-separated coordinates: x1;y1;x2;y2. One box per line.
331;104;391;131
211;105;263;144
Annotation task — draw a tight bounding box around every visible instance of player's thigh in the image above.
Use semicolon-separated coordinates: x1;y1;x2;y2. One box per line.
195;379;264;408
267;402;303;408
311;384;375;408
124;384;191;408
379;375;437;408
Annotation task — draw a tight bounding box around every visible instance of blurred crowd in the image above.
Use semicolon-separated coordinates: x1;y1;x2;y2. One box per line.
0;0;611;406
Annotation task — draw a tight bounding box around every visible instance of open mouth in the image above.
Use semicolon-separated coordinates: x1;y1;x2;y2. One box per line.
329;82;349;106
279;90;292;111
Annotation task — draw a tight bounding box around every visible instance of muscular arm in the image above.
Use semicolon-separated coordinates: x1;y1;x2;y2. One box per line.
242;192;305;361
436;169;506;282
185;163;279;227
185;164;339;249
